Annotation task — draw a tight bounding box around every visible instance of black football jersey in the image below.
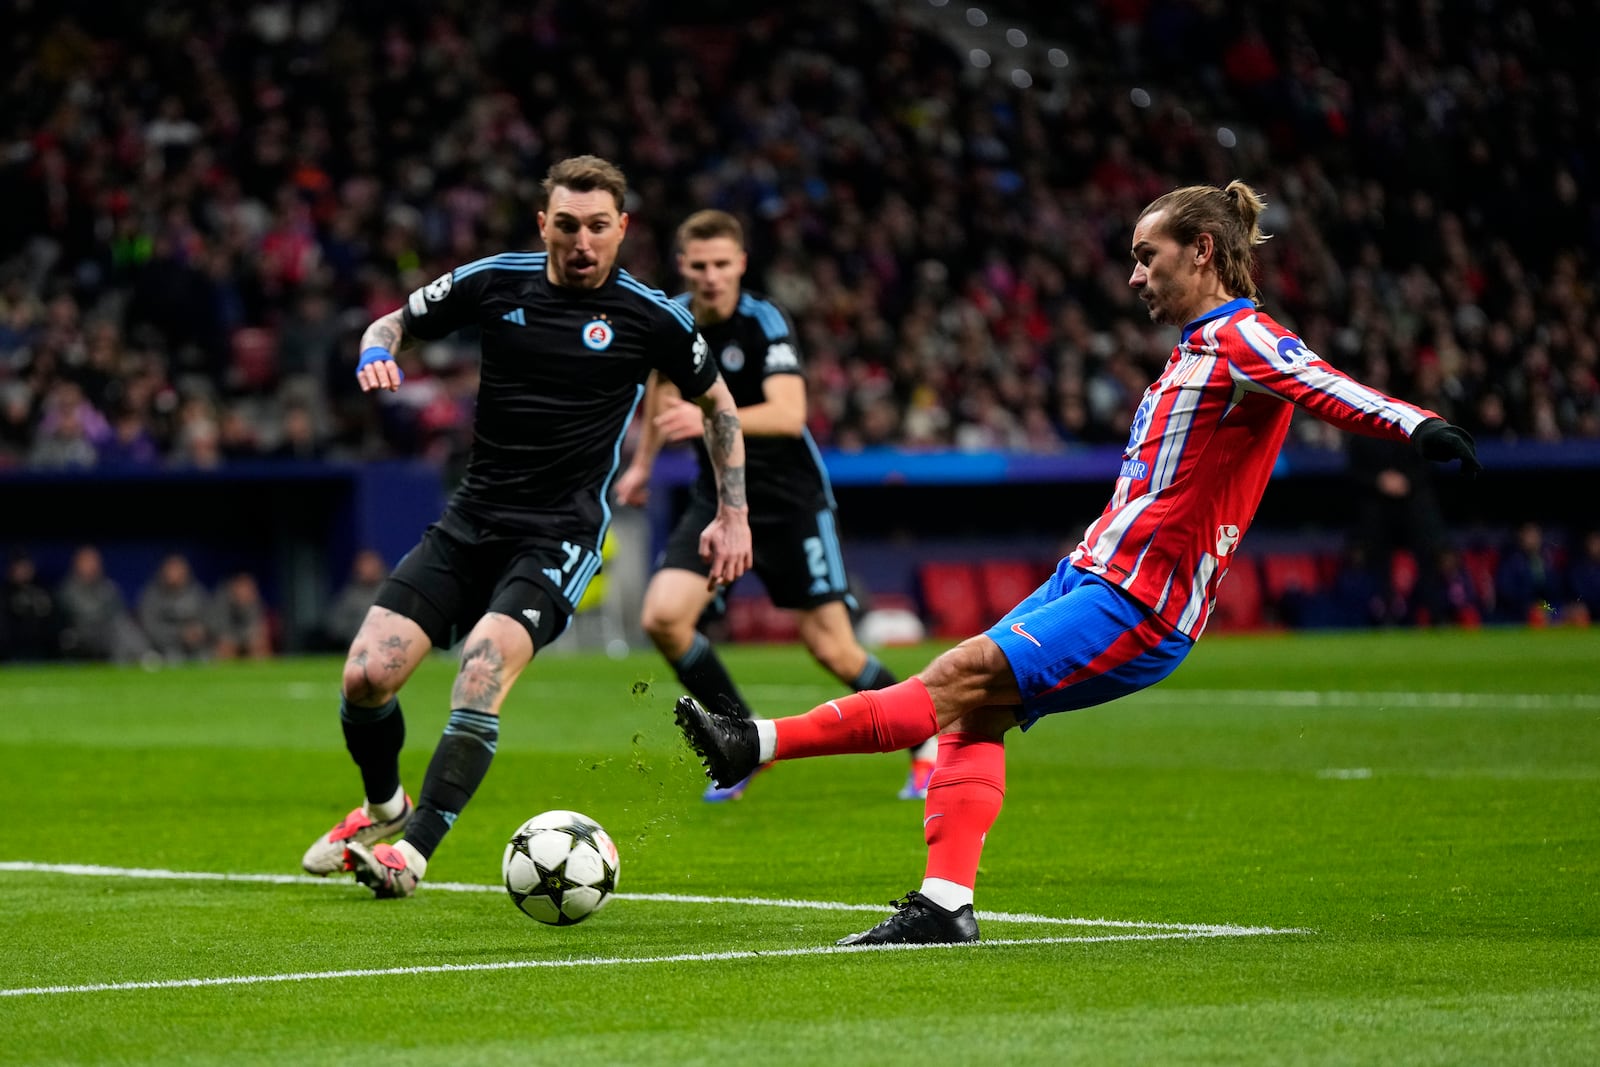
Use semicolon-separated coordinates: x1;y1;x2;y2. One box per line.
672;290;833;516
403;251;718;548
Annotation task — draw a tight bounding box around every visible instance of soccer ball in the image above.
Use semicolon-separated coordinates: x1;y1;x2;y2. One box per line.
501;809;620;925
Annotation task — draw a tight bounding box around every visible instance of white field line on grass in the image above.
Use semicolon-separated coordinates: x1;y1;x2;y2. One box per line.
0;862;1299;936
0;929;1290;999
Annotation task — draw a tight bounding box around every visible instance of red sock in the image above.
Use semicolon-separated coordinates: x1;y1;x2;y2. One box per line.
922;732;1006;889
773;678;938;760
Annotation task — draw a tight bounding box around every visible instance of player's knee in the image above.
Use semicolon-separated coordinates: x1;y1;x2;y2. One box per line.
640;603;693;652
806;631;858;679
921;636;1009;708
341;650;396;704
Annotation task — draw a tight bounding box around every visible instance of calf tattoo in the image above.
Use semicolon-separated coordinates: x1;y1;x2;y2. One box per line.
453;638;506;710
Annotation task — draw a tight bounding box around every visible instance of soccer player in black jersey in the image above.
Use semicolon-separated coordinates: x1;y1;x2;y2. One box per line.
615;210;936;802
302;158;752;898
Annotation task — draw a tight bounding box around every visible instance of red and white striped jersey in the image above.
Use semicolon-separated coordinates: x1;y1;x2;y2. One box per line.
1069;298;1438;638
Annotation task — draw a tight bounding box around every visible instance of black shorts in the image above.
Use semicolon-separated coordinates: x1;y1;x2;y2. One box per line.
374;519;600;650
661;496;856;611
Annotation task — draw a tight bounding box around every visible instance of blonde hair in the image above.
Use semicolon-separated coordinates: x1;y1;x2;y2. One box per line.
542;155;628;212
676;209;745;250
1138;180;1271;300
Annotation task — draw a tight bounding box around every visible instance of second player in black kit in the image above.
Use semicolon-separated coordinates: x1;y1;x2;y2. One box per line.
664;289;837;608
617;210;937;803
302;157;752;898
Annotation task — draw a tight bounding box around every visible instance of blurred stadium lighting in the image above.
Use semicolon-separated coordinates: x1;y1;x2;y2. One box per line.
875;0;1071;92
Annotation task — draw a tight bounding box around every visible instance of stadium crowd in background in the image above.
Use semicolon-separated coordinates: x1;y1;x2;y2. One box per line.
0;1;1595;647
1;1;1595;470
0;545;394;662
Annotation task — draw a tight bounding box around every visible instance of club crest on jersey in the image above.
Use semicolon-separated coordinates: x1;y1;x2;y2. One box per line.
1215;524;1241;556
720;343;745;372
582;317;615;351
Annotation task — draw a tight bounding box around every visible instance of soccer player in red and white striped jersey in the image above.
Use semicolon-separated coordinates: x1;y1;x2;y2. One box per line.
672;181;1481;946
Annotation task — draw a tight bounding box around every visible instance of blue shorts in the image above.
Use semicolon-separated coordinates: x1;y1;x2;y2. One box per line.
986;561;1194;729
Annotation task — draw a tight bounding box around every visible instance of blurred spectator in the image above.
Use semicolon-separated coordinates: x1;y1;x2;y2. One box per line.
1323;544;1390;628
1495;523;1567;625
269;403;326;462
1345;434;1447;621
56;545;152;662
209;572;273;660
1565;530;1600;626
1423;548;1486;628
137;553;211;661
324;549;388;651
1;550;59;660
28;382;109;470
99;408;162;467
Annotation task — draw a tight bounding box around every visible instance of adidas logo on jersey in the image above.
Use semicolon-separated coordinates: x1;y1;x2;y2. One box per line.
501;308;527;326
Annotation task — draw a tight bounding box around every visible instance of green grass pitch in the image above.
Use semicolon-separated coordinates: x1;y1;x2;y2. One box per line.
2;629;1597;1065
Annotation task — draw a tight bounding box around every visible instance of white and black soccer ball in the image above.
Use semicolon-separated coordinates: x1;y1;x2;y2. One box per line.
502;809;620;926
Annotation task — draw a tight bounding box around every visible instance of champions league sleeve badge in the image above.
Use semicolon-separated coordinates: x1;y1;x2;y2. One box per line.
582;317;615;351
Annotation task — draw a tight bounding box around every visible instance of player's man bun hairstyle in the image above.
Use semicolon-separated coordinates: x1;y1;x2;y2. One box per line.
542;155;629;212
1138;180;1272;302
676;209;745;251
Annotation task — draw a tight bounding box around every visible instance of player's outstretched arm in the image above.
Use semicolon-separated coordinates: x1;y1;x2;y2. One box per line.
1411;417;1484;475
690;375;752;589
355;308;413;393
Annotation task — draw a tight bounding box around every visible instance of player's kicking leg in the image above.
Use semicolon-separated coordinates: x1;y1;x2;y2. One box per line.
673;677;994;947
796;594;936;799
678;566;1197;945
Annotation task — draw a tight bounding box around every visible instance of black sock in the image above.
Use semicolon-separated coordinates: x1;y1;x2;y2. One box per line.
852;654;898;692
402;709;499;861
672;633;753;718
340;696;405;804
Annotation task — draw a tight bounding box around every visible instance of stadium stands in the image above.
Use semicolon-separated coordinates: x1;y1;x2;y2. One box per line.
0;1;1595;655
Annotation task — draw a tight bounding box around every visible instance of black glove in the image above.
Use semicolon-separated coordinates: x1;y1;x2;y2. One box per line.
1412;418;1483;475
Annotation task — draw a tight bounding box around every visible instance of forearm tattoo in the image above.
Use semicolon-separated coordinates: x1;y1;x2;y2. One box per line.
721;464;747;509
362;311;407;353
711;411;747;508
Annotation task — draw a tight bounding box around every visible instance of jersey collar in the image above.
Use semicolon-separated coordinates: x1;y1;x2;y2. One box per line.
548;266;619;296
1180;297;1255;344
